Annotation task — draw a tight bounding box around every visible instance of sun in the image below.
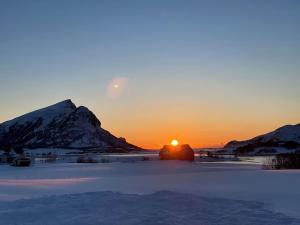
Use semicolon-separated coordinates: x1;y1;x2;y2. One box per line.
171;139;179;146
113;84;119;88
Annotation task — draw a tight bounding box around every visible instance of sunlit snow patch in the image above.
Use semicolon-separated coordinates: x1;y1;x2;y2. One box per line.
0;178;96;188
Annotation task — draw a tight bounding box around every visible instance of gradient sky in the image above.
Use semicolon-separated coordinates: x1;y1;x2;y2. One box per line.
0;0;300;148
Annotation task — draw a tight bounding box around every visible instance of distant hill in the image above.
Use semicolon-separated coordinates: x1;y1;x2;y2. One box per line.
0;100;140;152
222;124;300;155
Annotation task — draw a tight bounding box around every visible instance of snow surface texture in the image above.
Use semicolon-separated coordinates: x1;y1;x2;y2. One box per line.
0;100;137;150
0;161;300;220
0;191;299;225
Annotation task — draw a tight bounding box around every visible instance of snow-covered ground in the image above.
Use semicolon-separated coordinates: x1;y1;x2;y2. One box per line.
0;161;299;224
1;191;299;225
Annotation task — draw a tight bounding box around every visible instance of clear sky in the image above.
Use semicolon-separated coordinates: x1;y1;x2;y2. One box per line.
0;0;299;148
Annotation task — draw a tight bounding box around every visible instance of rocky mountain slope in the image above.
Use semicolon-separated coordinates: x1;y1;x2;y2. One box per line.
0;100;140;152
222;124;300;155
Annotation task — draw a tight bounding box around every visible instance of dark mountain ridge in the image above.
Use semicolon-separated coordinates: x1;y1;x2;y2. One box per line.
0;100;140;152
223;124;300;155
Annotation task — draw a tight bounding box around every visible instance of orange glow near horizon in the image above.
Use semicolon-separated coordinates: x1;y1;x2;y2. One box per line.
101;110;300;149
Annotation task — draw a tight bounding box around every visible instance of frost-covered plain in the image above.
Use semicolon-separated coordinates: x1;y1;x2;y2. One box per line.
0;161;299;225
1;191;299;225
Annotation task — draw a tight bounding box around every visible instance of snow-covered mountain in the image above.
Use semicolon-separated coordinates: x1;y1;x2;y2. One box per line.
0;100;140;152
222;124;300;155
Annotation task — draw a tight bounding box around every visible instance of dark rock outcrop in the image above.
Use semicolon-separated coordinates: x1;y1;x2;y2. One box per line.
159;144;194;161
0;99;140;152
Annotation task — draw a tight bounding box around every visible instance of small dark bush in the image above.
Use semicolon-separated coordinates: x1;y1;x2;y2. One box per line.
263;153;300;169
142;156;150;161
77;156;98;163
100;158;110;163
13;147;24;154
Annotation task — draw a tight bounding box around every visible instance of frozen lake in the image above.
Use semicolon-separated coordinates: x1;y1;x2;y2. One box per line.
0;160;299;224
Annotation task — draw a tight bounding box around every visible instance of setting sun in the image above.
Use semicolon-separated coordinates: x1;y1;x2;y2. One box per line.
171;139;179;146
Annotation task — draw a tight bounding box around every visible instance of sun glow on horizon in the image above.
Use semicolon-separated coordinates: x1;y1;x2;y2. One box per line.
171;139;179;146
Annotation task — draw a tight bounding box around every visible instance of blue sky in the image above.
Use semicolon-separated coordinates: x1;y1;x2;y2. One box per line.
0;0;299;147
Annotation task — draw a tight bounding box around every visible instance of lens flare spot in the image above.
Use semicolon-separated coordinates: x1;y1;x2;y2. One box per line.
106;77;128;99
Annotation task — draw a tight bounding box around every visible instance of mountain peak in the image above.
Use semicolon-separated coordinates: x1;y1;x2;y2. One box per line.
38;99;77;115
50;99;76;109
0;100;139;151
223;123;300;155
1;99;76;128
